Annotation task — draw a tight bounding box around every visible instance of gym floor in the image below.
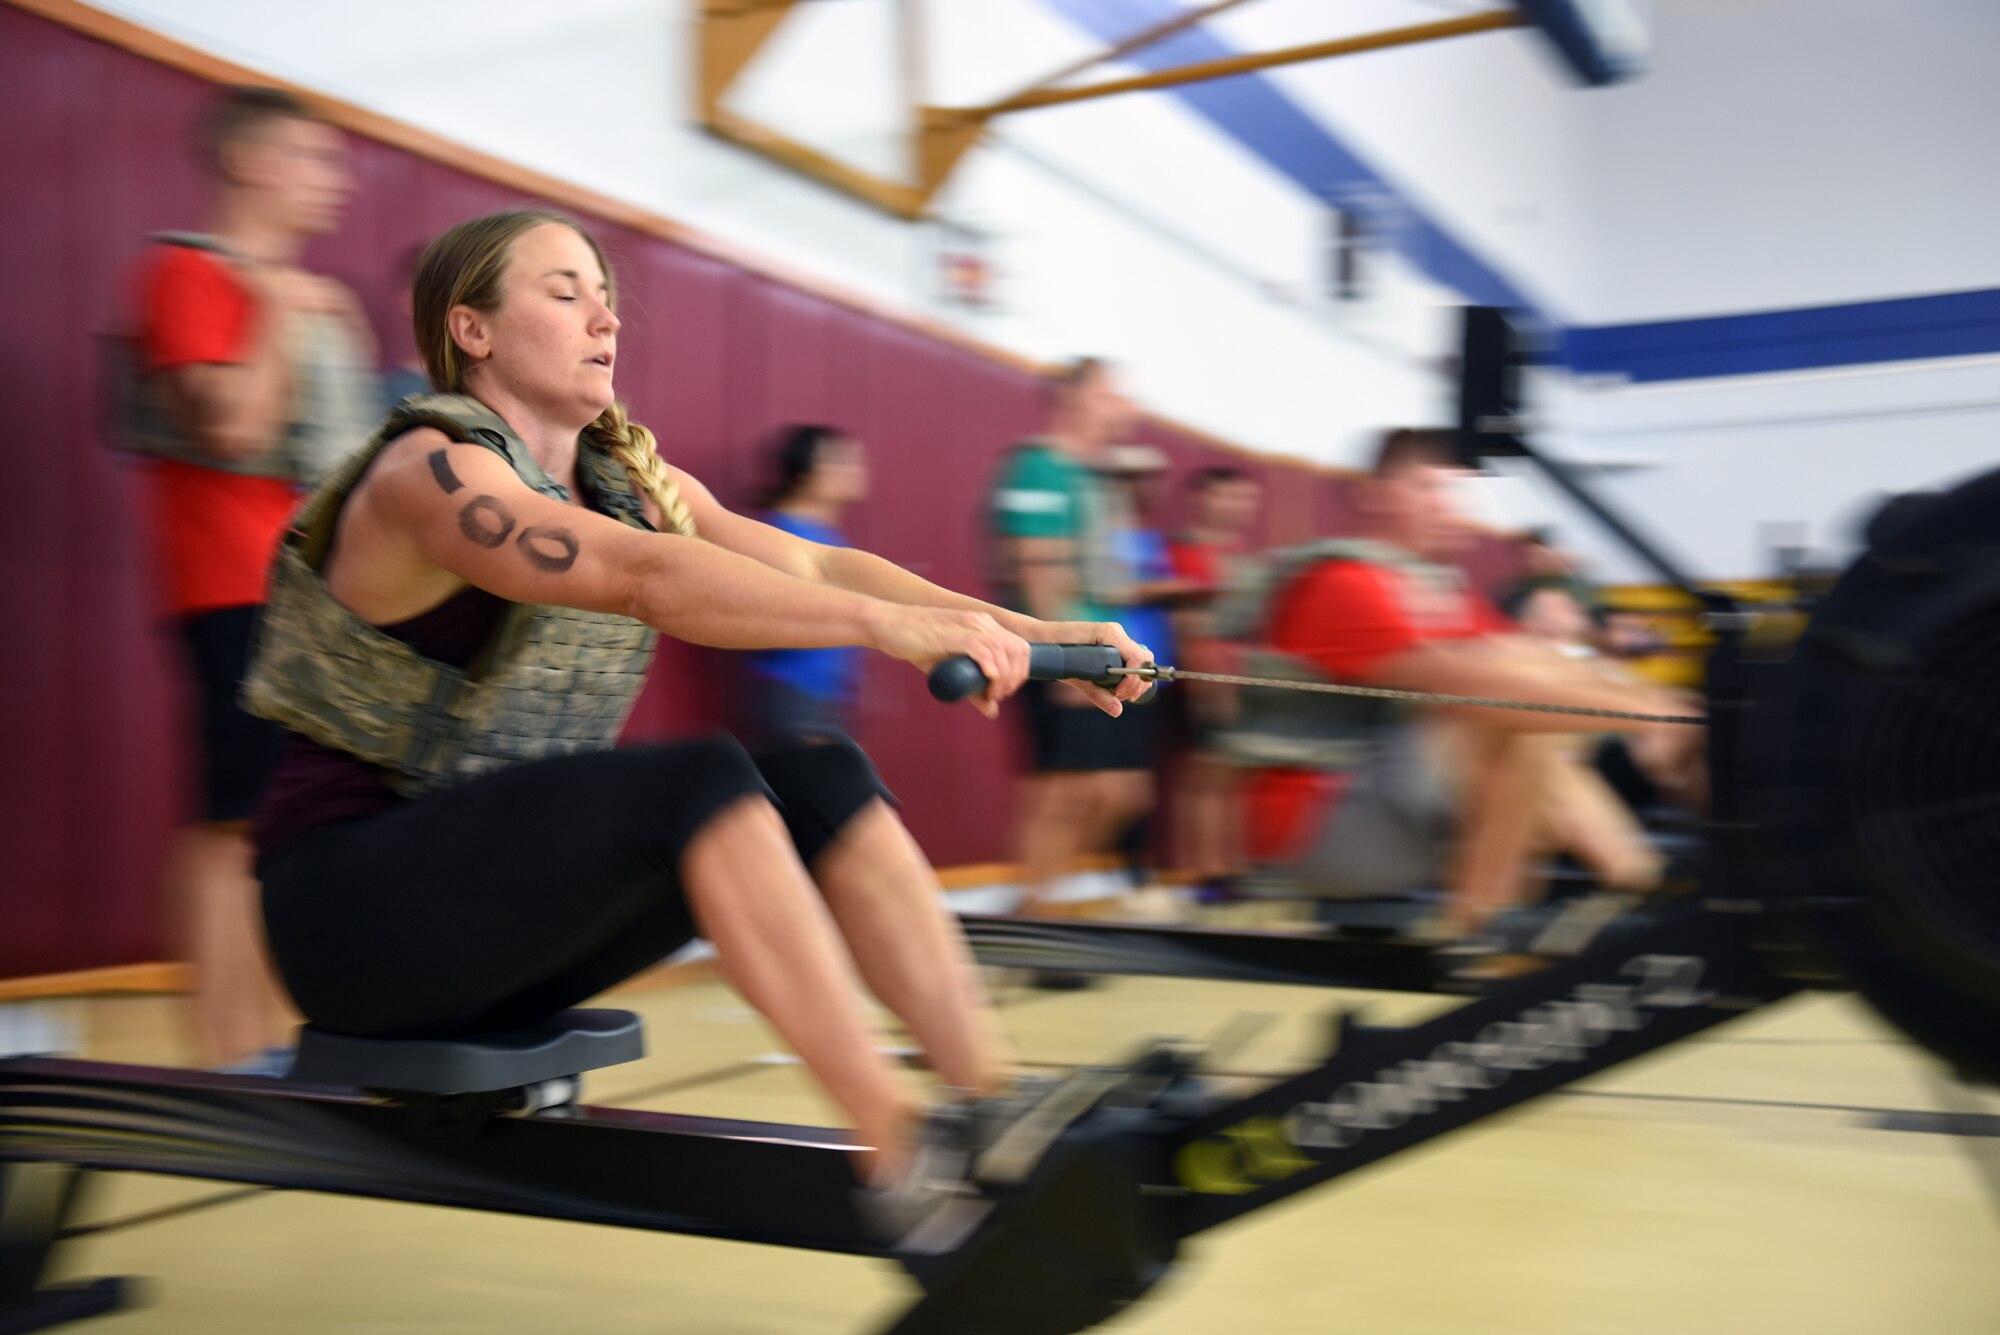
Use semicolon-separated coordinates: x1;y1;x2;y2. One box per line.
39;968;2000;1334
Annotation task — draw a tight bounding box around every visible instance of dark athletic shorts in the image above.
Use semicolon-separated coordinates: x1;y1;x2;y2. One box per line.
259;735;894;1038
176;605;282;823
1018;678;1156;774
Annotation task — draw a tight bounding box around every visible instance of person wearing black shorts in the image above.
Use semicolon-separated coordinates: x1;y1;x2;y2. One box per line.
177;608;284;824
247;209;1150;1194
172;607;287;1074
129;88;374;1070
988;361;1157;923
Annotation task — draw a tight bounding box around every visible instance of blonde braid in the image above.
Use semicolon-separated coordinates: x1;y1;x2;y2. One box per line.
588;400;698;538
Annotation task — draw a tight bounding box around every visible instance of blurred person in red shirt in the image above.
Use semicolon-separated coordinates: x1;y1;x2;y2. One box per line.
124;86;373;1069
1169;467;1261;592
1165;467;1262;889
1242;430;1689;943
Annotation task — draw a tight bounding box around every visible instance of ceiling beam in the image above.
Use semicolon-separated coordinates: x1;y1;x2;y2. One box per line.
1003;0;1267;104
972;10;1526;117
698;0;802;118
698;3;1528;223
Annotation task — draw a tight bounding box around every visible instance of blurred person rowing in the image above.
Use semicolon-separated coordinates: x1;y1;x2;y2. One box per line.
1237;429;1695;946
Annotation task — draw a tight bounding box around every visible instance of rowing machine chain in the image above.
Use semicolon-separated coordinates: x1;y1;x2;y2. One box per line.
1109;665;1706;727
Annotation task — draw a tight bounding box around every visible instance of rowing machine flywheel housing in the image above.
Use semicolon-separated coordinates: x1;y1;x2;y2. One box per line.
1727;467;2000;1082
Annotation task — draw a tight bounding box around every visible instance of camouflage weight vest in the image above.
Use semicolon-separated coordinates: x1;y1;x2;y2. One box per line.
242;394;660;795
1210;540;1468;770
110;233;378;484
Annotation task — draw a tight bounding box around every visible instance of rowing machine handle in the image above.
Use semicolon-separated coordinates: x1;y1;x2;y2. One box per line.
928;643;1144;703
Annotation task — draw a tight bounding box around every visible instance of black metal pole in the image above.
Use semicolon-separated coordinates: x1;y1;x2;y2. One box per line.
958;914;1444;992
1495;433;1724;608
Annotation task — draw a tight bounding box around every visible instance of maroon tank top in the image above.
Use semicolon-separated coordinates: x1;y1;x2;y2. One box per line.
256;584;508;857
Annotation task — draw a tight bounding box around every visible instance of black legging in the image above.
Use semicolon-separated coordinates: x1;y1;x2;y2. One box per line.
258;734;891;1039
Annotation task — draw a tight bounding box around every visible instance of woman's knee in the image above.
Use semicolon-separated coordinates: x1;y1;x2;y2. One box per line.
629;736;770;813
755;736;895;866
761;734;884;802
596;737;775;871
685;789;791;864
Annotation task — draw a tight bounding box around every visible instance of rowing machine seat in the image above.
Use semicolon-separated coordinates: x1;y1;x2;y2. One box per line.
292;1009;644;1093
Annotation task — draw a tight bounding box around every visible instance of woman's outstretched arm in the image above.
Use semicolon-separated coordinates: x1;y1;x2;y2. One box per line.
667;463;1153;710
352;431;1031;706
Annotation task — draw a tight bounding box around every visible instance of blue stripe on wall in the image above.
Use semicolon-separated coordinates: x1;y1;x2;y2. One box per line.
1561;289;2000;383
1040;0;1540;313
1039;1;2000;382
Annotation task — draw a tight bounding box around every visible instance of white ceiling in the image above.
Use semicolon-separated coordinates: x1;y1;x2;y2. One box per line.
1206;0;2000;323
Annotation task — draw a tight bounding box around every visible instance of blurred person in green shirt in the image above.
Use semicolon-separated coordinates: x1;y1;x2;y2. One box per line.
989;360;1155;964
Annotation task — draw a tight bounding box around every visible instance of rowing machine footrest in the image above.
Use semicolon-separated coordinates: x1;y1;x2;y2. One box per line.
292;1009;644;1094
0;1276;131;1334
883;1105;1177;1335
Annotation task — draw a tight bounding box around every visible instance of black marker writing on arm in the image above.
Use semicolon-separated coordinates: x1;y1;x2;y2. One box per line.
458;496;517;548
517;526;580;574
427;449;465;495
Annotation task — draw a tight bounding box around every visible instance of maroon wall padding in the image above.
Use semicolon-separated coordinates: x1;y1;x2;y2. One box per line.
7;5;1417;976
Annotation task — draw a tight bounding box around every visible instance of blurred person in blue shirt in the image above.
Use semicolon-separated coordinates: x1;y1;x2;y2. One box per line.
741;424;870;745
1099;445;1209;890
1100;445;1182;673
